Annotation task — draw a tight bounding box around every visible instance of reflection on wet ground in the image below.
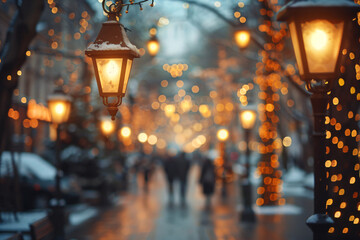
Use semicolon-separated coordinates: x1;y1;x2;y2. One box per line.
69;167;312;240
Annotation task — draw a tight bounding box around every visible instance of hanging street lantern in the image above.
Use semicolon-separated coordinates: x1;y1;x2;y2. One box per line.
85;1;141;120
47;88;71;125
234;28;251;49
277;1;360;240
277;0;360;87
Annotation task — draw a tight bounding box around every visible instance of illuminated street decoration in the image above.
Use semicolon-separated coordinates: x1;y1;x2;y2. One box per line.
85;0;154;120
277;0;360;239
47;89;71;125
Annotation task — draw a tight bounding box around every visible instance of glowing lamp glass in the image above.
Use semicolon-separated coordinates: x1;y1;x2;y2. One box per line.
301;20;343;74
48;98;71;124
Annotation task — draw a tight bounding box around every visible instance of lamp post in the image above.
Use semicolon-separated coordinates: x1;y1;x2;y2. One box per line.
217;128;229;197
239;109;257;222
147;26;160;57
85;1;140;120
47;88;71;240
277;1;360;239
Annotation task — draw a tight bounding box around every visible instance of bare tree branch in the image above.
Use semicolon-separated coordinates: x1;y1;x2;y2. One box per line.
0;0;45;152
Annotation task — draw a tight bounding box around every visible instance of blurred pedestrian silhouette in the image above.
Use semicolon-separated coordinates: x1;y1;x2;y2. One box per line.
175;152;190;206
139;154;154;192
163;154;177;204
199;157;216;210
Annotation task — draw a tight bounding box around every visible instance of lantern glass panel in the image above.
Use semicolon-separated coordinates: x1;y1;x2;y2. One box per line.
123;59;133;94
48;100;71;124
301;19;344;74
96;58;123;93
289;21;304;75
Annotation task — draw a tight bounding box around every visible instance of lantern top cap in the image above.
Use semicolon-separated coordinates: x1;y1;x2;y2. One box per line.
48;88;72;102
85;21;140;58
277;0;360;21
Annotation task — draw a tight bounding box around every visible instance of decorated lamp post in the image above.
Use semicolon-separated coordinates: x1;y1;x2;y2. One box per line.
47;88;71;240
277;1;360;239
239;108;257;222
217;128;229;197
85;0;153;120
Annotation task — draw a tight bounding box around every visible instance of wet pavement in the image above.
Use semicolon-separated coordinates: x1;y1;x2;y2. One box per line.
69;166;313;240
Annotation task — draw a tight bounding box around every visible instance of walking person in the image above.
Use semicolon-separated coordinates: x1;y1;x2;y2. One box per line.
175;152;190;206
199;157;216;210
162;154;177;205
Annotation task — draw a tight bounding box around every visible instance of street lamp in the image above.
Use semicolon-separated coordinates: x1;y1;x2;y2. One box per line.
100;116;116;136
217;128;229;197
47;88;71;240
277;1;360;239
234;28;251;49
85;1;140;120
120;126;131;139
147;37;160;56
239;109;257;222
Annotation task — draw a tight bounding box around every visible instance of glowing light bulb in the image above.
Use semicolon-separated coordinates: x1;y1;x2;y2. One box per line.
105;60;120;80
55;103;65;115
310;29;328;51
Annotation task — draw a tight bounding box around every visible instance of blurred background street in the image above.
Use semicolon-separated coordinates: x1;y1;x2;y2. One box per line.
69;166;313;240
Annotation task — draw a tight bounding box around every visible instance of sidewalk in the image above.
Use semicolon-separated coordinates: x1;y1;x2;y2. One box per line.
68;166;313;240
0;203;99;240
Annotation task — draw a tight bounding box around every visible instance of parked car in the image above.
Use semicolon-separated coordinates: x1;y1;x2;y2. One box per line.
0;151;81;210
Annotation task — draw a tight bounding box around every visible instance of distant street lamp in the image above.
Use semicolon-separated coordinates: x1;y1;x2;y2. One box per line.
47;88;71;240
239;109;257;222
100;116;116;136
277;1;360;239
147;37;160;56
217;128;229;197
120;126;131;139
233;28;251;49
85;1;140;120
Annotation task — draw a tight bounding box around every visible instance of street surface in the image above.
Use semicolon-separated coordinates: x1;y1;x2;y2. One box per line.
69;166;313;240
